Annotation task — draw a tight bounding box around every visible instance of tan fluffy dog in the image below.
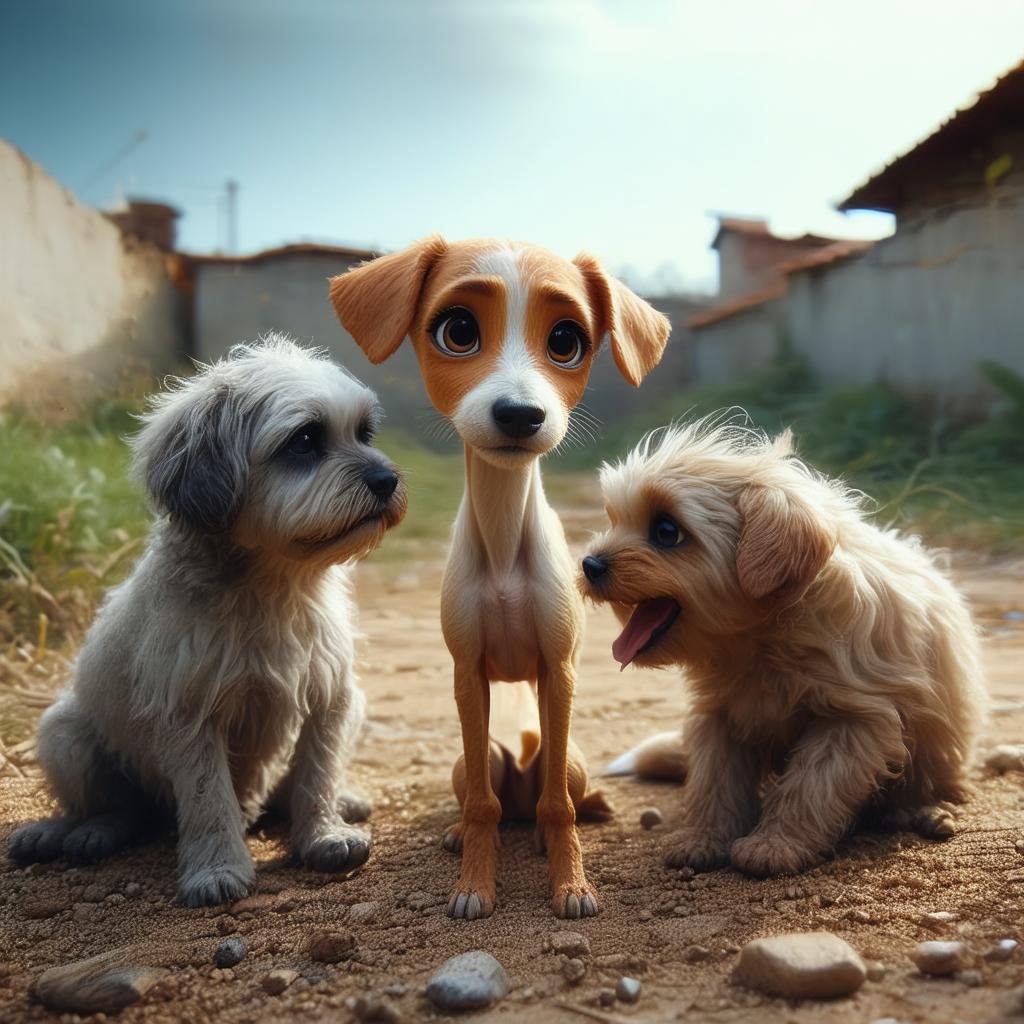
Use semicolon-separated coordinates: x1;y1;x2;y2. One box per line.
330;237;669;917
581;419;987;876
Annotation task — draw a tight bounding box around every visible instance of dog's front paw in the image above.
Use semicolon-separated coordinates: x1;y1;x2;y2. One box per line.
446;885;495;920
9;818;75;864
663;828;731;872
178;863;256;907
552;883;599;919
62;815;135;865
297;825;372;874
730;833;820;877
441;822;463;854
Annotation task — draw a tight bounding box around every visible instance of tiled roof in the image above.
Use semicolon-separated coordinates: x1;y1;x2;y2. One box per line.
187;242;377;266
839;59;1024;212
687;283;787;328
778;239;874;274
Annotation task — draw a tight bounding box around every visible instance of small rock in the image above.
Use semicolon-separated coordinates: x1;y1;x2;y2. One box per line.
597;988;616;1007
349;901;378;925
213;938;246;968
846;909;871;924
870;1019;900;1024
23;897;67;920
262;969;299;995
345;994;400;1022
309;930;357;963
984;939;1018;962
985;745;1024;773
616;976;642;1003
32;952;167;1014
956;969;984;987
81;884;106;903
921;911;956;931
866;961;887;981
562;958;586;985
274;898;298;914
124;882;142;898
683;945;711;963
735;932;867;999
426;951;510;1011
548;931;591;958
639;808;664;830
912;940;971;977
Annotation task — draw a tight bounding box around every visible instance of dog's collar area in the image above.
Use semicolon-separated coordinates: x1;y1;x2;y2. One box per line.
612;598;681;669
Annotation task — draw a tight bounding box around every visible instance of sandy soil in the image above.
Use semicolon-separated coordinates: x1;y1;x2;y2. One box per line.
2;525;1023;1022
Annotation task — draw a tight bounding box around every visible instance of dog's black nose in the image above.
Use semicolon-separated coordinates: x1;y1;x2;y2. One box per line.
582;555;609;583
364;466;399;500
492;399;545;439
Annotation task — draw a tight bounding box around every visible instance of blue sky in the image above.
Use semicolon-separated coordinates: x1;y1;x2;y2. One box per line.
3;1;1022;291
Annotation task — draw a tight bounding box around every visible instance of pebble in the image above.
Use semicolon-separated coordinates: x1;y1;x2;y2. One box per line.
597;988;616;1007
562;958;586;985
309;930;357;963
548;931;591;958
955;968;984;987
213;937;247;968
640;808;664;830
735;932;867;999
262;969;299;995
81;884;106;903
921;911;956;931
345;995;400;1022
349;901;379;924
230;894;276;915
866;961;887;982
683;945;711;963
616;976;642;1003
124;882;142;898
32;952;167;1014
912;941;971;977
984;939;1018;962
425;951;510;1011
985;744;1024;772
846;909;872;924
23;897;68;920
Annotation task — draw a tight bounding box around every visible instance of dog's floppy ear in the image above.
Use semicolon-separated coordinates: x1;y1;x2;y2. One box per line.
133;383;246;534
329;235;448;364
574;253;671;386
736;483;837;604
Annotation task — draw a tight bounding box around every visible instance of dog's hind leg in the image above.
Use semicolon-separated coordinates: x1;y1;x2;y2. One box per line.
9;695;145;865
446;740;506;853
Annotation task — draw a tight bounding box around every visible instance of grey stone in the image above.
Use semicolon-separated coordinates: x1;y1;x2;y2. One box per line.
921;911;956;931
639;808;664;830
735;932;866;999
309;929;357;963
616;976;642;1003
985;744;1024;772
426;950;510;1011
912;941;971;977
984;939;1018;962
349;901;379;924
213;937;246;968
262;969;299;995
562;958;586;985
32;951;167;1014
548;930;591;957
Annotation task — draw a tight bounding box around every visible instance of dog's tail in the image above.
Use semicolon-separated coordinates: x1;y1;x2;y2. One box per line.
605;730;686;781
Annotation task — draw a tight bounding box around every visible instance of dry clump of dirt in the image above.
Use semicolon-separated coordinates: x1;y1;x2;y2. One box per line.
1;555;1023;1023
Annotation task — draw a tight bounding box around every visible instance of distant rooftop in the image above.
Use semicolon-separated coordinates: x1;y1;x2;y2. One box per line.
187;241;377;266
710;214;842;250
839;59;1024;213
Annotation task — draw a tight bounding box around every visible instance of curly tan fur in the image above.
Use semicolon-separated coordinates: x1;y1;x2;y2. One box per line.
583;418;988;877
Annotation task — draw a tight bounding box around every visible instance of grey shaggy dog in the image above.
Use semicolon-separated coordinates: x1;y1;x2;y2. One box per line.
9;337;407;906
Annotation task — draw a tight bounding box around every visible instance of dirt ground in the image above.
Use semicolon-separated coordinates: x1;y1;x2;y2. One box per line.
2;519;1023;1022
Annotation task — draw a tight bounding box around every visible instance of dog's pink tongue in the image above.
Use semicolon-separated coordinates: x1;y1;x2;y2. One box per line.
612;598;678;668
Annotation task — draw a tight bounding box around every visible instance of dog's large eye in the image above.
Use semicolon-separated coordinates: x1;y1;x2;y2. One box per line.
650;514;686;549
547;321;587;368
285;423;322;458
432;308;480;356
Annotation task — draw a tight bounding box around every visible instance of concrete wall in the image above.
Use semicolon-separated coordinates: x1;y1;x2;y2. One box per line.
194;255;708;435
0;140;187;403
692;299;786;386
786;172;1024;406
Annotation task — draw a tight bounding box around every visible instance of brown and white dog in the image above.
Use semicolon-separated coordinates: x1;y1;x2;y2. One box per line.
582;420;986;877
329;237;669;918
